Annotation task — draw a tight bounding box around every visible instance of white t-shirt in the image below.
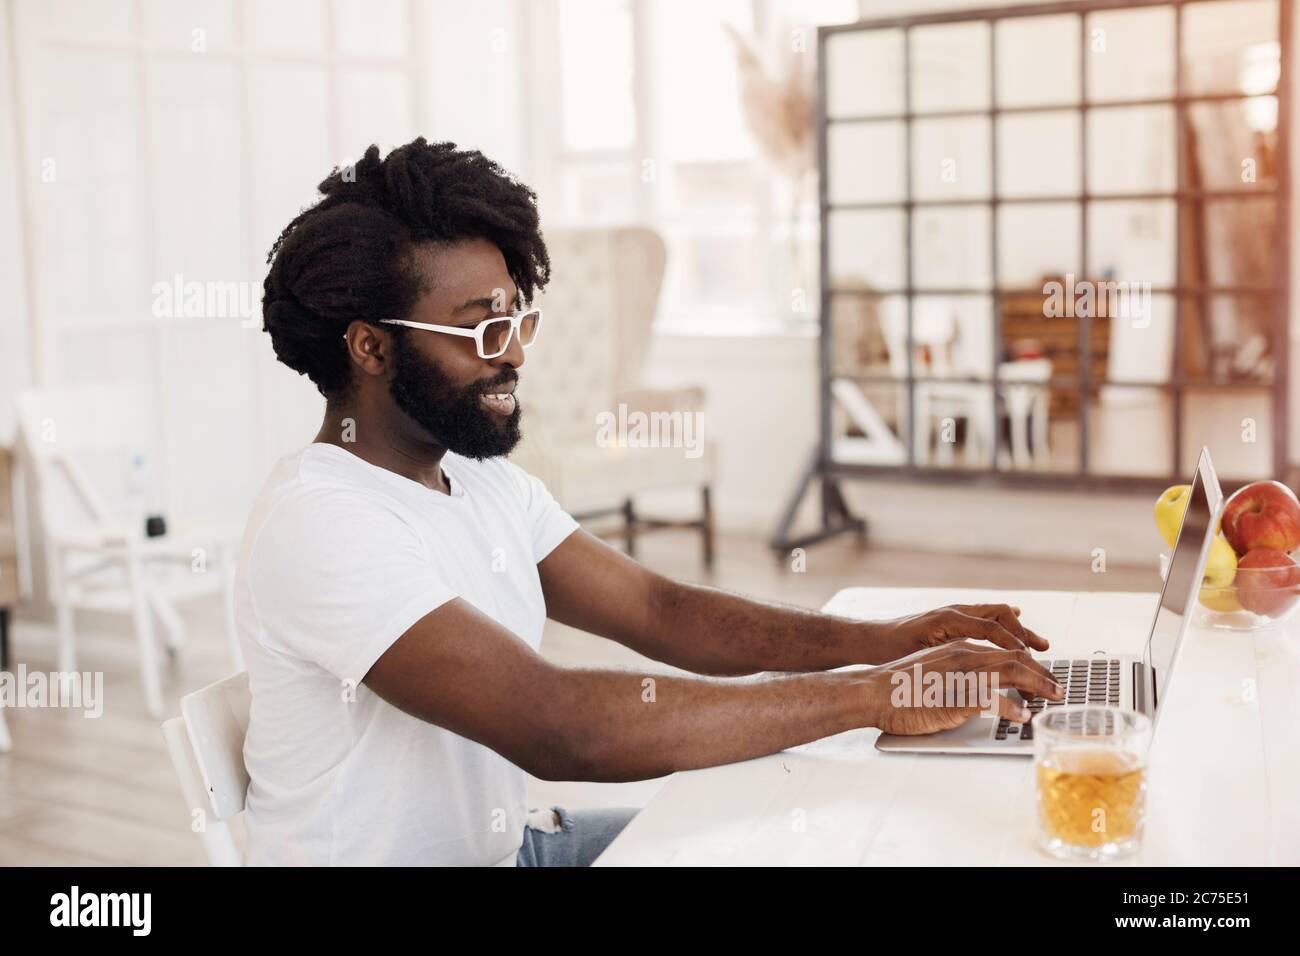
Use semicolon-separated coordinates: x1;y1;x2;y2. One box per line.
233;442;579;866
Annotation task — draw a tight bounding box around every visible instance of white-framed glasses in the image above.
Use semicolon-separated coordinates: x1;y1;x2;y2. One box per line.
379;308;543;360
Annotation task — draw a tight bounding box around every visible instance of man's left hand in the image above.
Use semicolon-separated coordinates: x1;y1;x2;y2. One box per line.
864;603;1050;665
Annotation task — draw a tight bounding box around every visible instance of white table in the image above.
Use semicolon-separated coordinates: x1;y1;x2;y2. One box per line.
595;587;1300;866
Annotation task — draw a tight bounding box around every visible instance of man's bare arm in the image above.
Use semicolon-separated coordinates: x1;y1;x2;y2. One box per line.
362;596;1059;783
538;530;1049;676
364;596;871;782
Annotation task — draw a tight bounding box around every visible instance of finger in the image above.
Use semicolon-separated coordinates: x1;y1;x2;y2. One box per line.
1000;649;1060;691
949;645;1062;699
1018;625;1050;652
993;692;1031;724
1002;612;1050;651
959;604;1051;652
944;638;1000;660
994;660;1065;701
946;610;1027;652
996;609;1049;651
952;603;1016;618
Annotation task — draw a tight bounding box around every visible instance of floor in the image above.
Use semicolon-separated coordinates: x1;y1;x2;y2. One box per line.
0;530;1155;865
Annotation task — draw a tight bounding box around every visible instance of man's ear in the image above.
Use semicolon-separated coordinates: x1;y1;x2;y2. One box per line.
343;321;391;378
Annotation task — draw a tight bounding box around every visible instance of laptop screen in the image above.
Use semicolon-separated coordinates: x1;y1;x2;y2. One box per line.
1141;452;1220;722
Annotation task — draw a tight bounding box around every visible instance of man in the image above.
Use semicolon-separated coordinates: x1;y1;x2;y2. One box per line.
238;138;1064;867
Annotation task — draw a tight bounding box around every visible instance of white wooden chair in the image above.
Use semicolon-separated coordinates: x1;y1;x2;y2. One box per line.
161;670;249;866
16;384;242;717
880;300;1052;469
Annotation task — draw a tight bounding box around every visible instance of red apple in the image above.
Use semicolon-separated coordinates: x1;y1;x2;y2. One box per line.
1235;548;1300;618
1222;481;1300;556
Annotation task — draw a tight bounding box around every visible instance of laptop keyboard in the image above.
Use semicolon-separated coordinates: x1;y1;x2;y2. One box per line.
995;658;1122;742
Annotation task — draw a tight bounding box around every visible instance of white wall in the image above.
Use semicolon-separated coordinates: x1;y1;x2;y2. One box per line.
0;3;32;444
2;0;533;536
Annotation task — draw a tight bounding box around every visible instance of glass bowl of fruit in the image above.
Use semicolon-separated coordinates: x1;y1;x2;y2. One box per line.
1156;479;1300;631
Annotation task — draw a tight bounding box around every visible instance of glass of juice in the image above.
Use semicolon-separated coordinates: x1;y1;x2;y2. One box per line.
1034;705;1152;861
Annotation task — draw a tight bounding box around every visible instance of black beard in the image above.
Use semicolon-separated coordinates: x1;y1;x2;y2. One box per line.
387;333;522;460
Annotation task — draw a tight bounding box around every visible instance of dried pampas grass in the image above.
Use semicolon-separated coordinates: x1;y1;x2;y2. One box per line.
724;23;815;184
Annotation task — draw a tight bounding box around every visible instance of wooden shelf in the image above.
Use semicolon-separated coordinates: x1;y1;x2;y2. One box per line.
1000;276;1112;418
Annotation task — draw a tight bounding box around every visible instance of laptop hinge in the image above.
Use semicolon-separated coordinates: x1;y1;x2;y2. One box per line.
1132;660;1156;715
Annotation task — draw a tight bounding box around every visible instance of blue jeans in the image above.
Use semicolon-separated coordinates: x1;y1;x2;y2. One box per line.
515;806;638;867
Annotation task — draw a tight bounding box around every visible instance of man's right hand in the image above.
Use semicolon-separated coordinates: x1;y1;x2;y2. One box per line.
864;641;1065;736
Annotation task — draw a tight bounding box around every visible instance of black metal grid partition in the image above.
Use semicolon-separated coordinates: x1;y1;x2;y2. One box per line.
773;0;1292;552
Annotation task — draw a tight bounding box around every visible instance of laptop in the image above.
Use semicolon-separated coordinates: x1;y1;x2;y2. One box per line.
876;446;1225;756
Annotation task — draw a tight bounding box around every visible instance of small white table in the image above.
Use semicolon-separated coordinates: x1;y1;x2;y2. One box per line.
595;587;1300;866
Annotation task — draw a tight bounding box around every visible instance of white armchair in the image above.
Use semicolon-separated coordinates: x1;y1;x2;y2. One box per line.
510;227;717;565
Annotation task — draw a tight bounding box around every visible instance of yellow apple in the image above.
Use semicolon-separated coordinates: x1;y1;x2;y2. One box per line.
1199;588;1243;613
1197;535;1240;612
1154;484;1192;547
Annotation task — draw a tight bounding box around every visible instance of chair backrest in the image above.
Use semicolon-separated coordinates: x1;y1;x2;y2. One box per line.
525;227;667;443
16;384;158;458
16;384;163;535
609;227;668;394
161;671;251;866
881;297;993;378
182;670;251;819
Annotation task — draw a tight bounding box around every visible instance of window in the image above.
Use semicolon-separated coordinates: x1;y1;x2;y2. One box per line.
537;0;857;335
